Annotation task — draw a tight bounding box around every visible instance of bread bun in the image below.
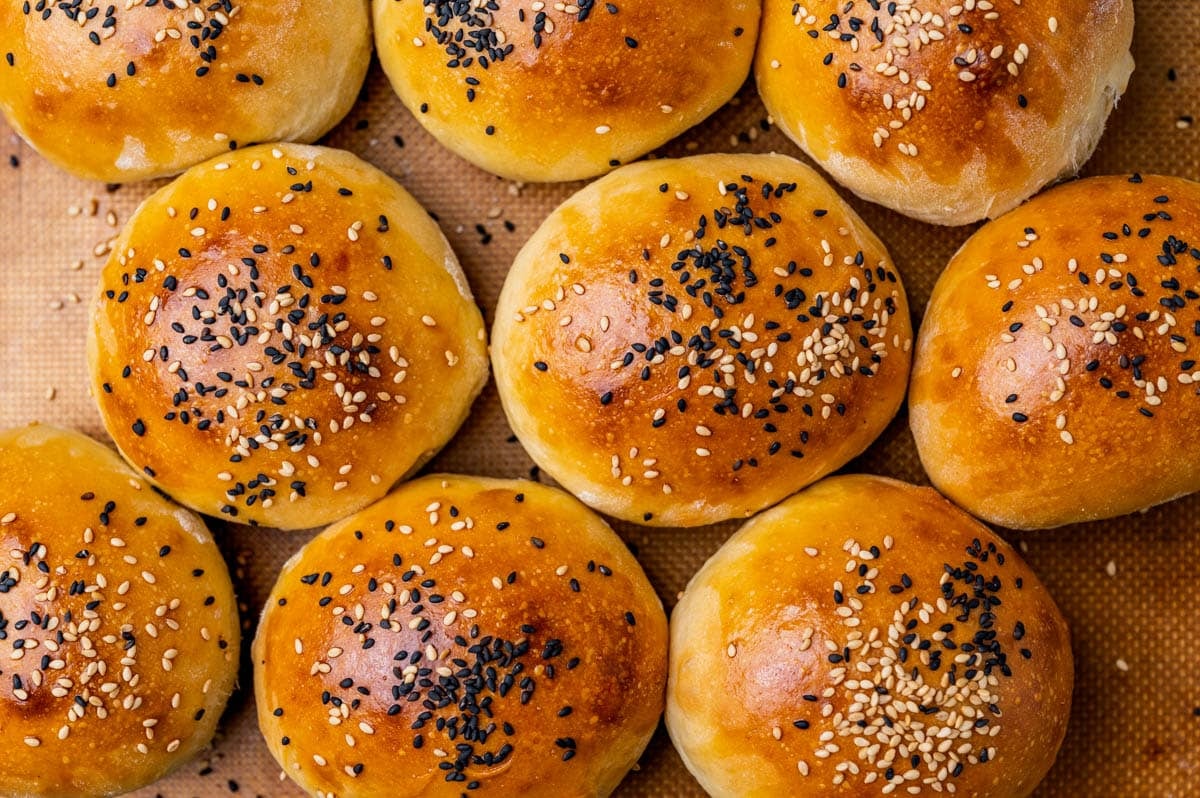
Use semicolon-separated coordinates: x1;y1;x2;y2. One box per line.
0;1;370;182
88;143;488;530
372;0;760;182
253;473;667;797
755;0;1134;226
666;474;1072;798
492;153;913;527
0;424;239;798
911;173;1200;528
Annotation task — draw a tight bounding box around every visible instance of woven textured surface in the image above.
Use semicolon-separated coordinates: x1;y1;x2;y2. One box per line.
0;1;1197;794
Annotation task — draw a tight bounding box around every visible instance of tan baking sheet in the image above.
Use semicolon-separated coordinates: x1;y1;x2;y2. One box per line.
1;1;1198;794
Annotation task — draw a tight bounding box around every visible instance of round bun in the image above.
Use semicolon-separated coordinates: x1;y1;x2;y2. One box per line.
666;474;1073;798
0;424;239;798
911;173;1200;529
755;0;1134;226
0;0;370;182
372;0;760;182
253;473;667;797
89;143;488;531
492;153;913;527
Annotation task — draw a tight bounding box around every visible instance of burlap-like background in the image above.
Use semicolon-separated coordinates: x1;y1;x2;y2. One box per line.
1;2;1197;795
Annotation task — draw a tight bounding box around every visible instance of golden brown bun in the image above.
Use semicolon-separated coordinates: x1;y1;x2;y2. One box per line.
253;473;667;797
911;174;1200;529
666;475;1073;798
0;1;370;182
0;424;239;798
372;0;759;182
492;153;913;527
88;143;489;531
756;0;1134;226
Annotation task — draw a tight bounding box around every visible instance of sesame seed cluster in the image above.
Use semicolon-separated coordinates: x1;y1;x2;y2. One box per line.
975;177;1197;435
779;534;1019;793
784;0;1043;159
18;0;242;88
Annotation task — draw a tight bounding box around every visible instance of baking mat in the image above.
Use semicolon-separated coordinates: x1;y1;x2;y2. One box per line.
0;1;1197;794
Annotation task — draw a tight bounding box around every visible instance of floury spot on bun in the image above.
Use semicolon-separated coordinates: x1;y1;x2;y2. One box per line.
0;0;371;182
667;474;1073;798
0;424;240;798
89;143;488;530
254;474;668;797
911;173;1200;529
492;153;913;527
756;0;1135;225
373;0;761;182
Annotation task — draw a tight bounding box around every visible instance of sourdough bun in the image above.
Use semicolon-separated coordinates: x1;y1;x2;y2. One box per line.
666;474;1073;798
911;173;1200;529
0;424;239;798
492;153;913;527
88;143;488;530
253;473;668;797
0;0;370;182
756;0;1134;225
372;0;760;182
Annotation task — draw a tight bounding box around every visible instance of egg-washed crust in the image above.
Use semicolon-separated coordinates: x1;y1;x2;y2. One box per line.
373;0;761;182
89;143;489;531
911;173;1200;528
493;153;913;527
756;0;1134;225
0;424;239;798
0;0;370;181
667;474;1073;798
254;474;668;797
